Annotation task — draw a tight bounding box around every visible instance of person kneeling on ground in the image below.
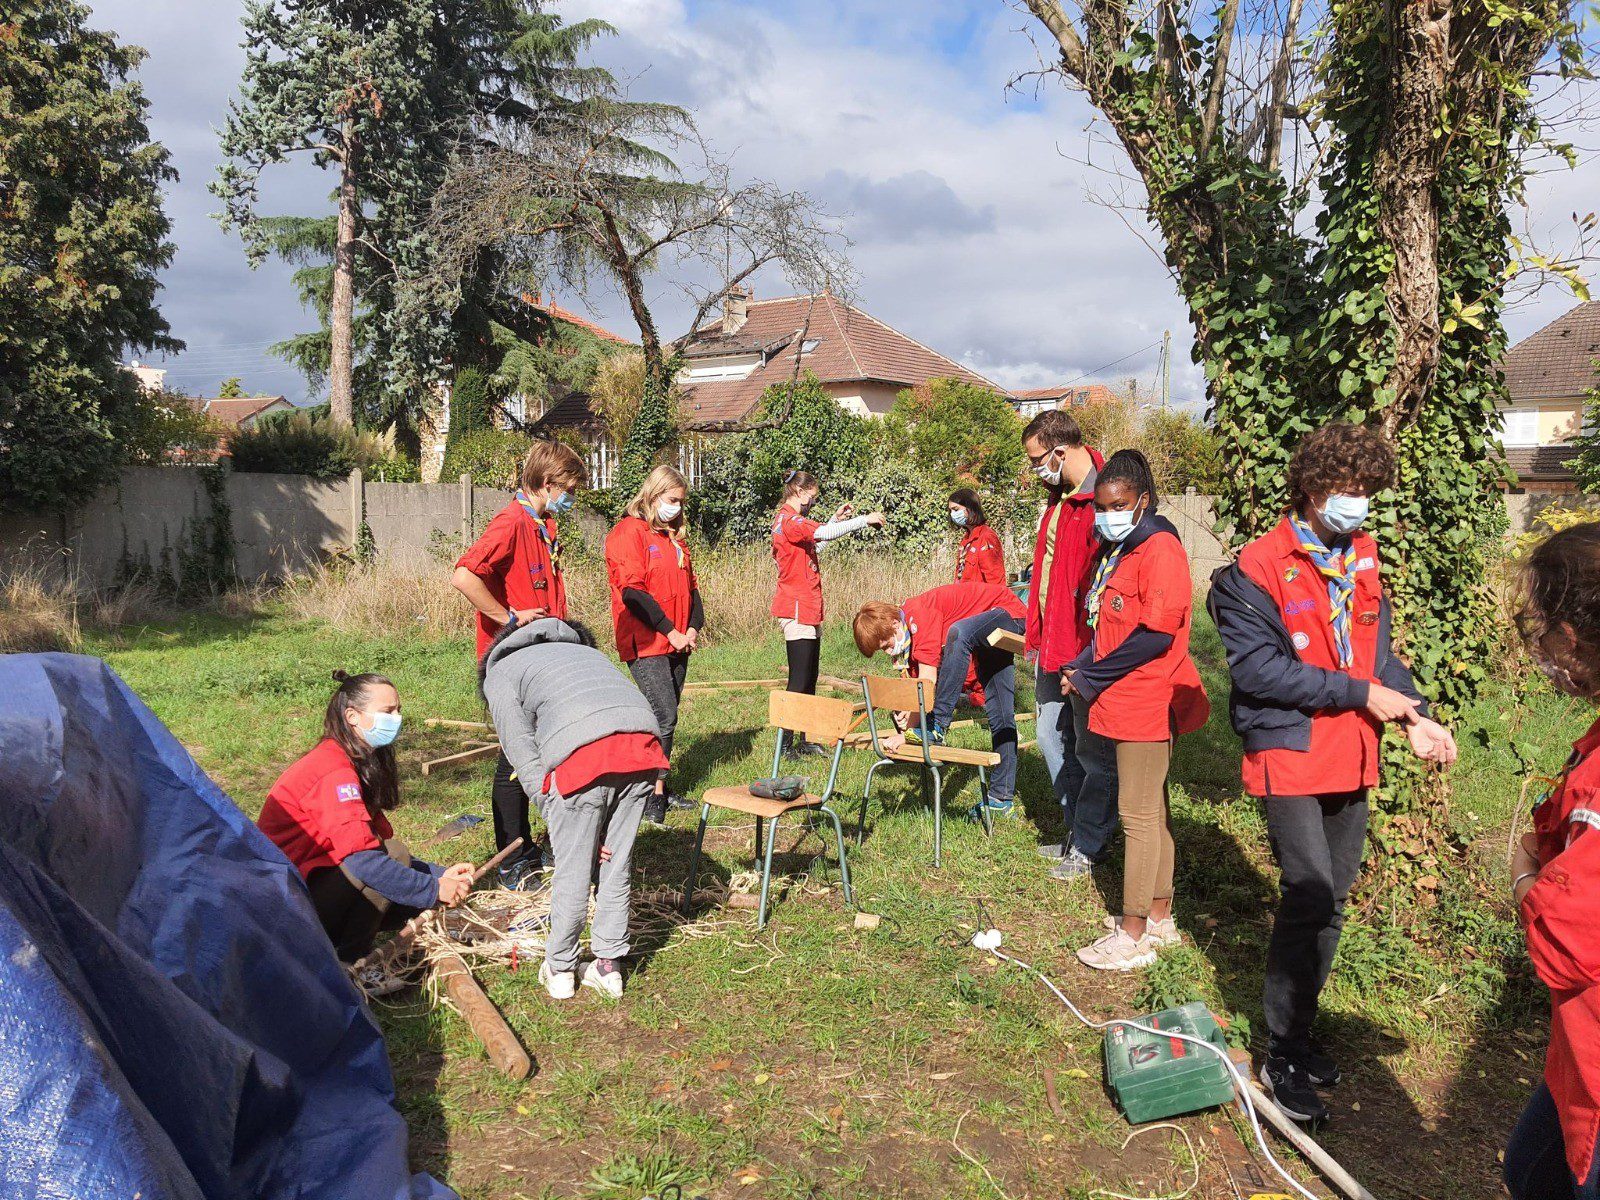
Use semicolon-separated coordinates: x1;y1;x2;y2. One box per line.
852;581;1027;819
1504;523;1600;1199
258;671;475;963
480;618;667;1001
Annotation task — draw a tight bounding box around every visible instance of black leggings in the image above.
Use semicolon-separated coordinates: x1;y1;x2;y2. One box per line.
306;866;420;962
491;750;541;861
785;637;821;695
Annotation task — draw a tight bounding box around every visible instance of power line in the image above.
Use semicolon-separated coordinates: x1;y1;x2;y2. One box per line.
1055;339;1163;388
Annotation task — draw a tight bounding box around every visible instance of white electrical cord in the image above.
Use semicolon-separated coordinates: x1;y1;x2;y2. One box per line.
970;929;1320;1200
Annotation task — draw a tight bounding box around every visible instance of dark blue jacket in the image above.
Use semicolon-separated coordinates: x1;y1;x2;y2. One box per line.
1205;560;1427;753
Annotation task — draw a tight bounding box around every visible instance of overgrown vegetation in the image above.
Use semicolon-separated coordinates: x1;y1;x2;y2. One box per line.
229;412;414;480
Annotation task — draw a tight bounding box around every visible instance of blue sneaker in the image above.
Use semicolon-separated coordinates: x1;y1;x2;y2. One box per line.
967;796;1016;821
497;854;548;893
904;725;945;747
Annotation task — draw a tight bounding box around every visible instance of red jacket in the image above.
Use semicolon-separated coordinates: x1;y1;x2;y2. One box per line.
1523;716;1600;1182
605;516;698;661
1081;524;1208;742
956;524;1005;586
771;507;824;624
1237;518;1386;798
456;500;567;658
1026;448;1104;672
257;739;392;879
903;582;1026;672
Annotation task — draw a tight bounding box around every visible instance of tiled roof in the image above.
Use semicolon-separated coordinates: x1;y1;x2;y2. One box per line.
1504;301;1600;401
521;294;633;345
198;396;291;428
675;293;1008;427
1012;383;1118;406
534;386;602;433
1505;444;1579;482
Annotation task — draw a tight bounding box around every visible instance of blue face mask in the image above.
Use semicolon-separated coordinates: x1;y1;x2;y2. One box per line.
1094;508;1141;543
361;711;402;748
548;491;574;515
1318;494;1368;536
949;508;968;528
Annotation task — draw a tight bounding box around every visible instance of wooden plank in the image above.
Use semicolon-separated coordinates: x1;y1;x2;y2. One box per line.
435;949;533;1079
1018;740;1037;752
840;731;1000;767
768;690;855;743
682;678;785;692
816;675;862;695
947;711;1036;730
425;718;492;731
986;628;1025;655
420;742;501;777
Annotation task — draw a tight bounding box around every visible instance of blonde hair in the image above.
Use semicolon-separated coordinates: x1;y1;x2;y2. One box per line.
520;439;587;494
624;464;688;533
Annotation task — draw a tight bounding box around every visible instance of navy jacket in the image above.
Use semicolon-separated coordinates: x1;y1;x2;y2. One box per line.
1205;561;1427;753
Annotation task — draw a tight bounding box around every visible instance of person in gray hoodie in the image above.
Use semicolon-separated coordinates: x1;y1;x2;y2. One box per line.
480;617;667;1000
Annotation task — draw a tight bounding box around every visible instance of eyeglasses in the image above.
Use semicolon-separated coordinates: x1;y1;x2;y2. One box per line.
1026;444;1066;468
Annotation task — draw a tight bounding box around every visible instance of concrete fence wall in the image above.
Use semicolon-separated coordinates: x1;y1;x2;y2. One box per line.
0;465;1589;590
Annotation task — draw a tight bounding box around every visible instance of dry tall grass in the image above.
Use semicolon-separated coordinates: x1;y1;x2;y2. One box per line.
0;561;79;653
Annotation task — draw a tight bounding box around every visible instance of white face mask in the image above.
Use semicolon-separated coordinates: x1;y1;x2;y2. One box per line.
657;500;682;523
887;624;911;660
1032;448;1065;487
949;508;968;527
1318;494;1369;536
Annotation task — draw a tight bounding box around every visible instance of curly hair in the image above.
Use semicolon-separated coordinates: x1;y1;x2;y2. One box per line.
1286;423;1395;510
1516;523;1600;694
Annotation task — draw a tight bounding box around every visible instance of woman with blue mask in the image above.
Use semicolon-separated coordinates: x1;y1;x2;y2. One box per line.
1062;449;1209;974
258;671;475;963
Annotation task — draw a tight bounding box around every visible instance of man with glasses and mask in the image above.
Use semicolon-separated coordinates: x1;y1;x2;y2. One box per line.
1020;409;1116;880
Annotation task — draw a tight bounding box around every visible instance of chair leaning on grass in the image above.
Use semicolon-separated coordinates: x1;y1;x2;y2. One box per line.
857;674;1002;868
681;690;856;930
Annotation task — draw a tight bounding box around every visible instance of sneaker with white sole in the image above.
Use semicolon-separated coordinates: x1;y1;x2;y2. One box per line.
1049;846;1097;881
582;957;624;1000
539;961;576;1000
1101;912;1181;948
1075;927;1158;972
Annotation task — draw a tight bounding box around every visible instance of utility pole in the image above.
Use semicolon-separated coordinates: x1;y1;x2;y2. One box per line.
1161;329;1171;410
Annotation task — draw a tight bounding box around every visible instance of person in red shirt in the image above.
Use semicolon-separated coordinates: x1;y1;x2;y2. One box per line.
949;488;1005;585
1506;523;1600;1198
606;464;705;827
770;469;884;755
258;671;474;962
1061;450;1210;974
451;439;587;888
1208;423;1455;1123
1021;409;1117;881
852;581;1027;817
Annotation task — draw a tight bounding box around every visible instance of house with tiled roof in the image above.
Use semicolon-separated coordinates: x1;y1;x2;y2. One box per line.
673;290;1008;429
199;395;294;431
1011;382;1118;420
1498;301;1600;492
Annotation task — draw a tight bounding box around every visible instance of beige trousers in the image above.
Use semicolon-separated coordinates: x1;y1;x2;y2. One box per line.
1116;741;1174;919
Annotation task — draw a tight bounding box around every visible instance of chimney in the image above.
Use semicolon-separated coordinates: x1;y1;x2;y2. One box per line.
721;285;750;336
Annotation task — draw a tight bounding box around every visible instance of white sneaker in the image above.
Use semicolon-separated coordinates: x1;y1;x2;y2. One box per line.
1076;927;1158;972
1102;913;1181;948
539;961;576;1000
581;958;624;1000
354;966;407;997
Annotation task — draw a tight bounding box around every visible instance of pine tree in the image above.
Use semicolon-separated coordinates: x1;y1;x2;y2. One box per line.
0;0;178;510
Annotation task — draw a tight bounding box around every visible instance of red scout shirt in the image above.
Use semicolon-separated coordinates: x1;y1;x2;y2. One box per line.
544;731;670;798
955;524;1005;586
605;516;698;662
456;499;567;659
257;739;393;879
1522;717;1600;1183
1083;530;1208;742
902;582;1026;672
771;507;824;624
1237;517;1385;798
1026;448;1105;672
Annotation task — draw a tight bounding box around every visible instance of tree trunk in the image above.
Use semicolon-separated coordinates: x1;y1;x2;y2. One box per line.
329;121;359;427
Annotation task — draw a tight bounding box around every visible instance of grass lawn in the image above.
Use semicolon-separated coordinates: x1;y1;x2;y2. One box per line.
83;597;1593;1200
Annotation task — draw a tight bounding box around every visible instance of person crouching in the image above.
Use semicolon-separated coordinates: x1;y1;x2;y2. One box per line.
480;617;667;1001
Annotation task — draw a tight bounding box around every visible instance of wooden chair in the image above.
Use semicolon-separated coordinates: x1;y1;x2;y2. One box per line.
856;674;1002;867
682;690;856;930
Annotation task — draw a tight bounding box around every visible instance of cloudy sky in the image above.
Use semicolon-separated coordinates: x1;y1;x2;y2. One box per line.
90;0;1599;408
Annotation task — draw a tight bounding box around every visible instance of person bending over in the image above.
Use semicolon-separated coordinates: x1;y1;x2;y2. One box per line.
258;671;474;962
481;618;667;1001
853;580;1026;819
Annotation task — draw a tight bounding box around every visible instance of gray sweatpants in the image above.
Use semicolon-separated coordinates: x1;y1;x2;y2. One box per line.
541;772;653;972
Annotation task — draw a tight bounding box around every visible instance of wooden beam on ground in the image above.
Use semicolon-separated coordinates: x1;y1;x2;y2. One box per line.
421;742;501;777
425;718;492;731
816;675;861;695
682;678;785;692
1018;740;1037;752
986;628;1025;655
433;949;532;1079
947;711;1036;730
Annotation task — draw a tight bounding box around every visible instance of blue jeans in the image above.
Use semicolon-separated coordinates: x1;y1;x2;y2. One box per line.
1035;665;1119;859
1506;1081;1600;1199
929;609;1025;802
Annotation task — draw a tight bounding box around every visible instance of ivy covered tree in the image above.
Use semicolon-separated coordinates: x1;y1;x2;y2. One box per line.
1015;1;1592;799
0;0;178;510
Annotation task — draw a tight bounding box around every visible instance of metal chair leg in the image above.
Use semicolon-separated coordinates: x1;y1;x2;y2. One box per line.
682;805;710;916
977;765;993;839
821;804;854;909
858;759;889;846
757;812;781;929
754;816;764;865
931;766;943;868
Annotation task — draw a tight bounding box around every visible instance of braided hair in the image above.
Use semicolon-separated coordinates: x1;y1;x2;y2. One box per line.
1097;448;1158;512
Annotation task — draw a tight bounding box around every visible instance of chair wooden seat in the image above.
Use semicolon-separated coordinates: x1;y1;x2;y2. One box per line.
882;744;1000;768
701;785;825;820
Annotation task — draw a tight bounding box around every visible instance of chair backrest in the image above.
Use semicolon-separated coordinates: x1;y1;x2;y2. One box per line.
860;673;929;715
768;690;856;745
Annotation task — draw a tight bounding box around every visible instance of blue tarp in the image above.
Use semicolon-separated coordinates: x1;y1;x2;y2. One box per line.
0;653;456;1200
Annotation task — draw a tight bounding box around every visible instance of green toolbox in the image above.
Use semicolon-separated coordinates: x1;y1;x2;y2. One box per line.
1102;1001;1236;1124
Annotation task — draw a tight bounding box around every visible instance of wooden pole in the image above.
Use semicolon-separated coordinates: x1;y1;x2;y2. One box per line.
350;838;523;974
1243;1078;1375;1200
434;948;532;1079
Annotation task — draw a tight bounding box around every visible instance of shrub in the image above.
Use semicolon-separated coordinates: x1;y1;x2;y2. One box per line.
847;457;949;559
126;391;226;464
229;412;413;480
884;378;1024;490
447;427;530;488
1075;398;1224;494
441;366;496;480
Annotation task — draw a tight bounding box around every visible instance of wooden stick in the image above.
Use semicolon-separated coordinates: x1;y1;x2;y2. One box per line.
986;628;1025;655
1243;1079;1376;1200
1042;1068;1067;1120
947;711;1036;730
1018;740;1037;753
683;678;785;691
434;948;532;1079
421;742;501;776
425;718;492;730
350;839;524;973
